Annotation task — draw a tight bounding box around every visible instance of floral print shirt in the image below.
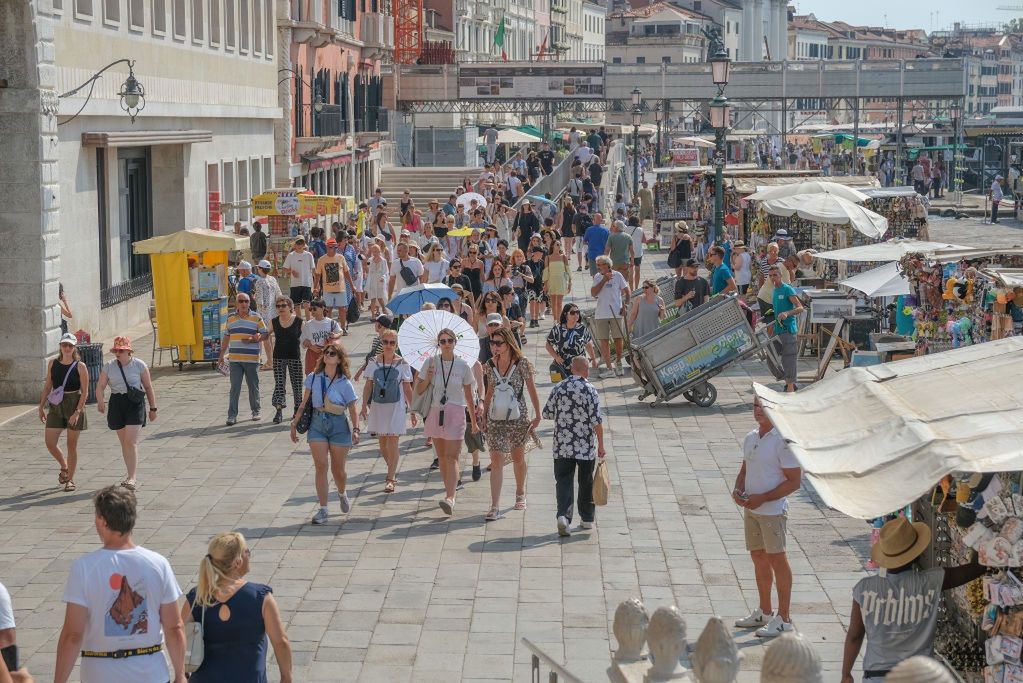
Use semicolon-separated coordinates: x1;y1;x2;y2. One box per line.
542;375;602;460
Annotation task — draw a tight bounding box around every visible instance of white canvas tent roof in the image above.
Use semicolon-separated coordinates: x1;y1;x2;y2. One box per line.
814;238;969;262
753;337;1023;519
838;262;911;297
478;129;541;144
759;193;889;239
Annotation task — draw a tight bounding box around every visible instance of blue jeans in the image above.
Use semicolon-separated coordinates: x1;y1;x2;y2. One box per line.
307;410;353;446
228;361;260;420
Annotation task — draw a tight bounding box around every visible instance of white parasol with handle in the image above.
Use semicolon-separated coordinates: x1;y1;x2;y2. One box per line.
397;310;479;371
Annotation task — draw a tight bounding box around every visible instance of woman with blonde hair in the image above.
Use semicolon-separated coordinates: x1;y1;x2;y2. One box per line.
422;240;449;284
481;326;541;520
39;332;89;492
290;341;360;524
359;329;416;493
365;243;389;317
543;239;570;324
182;532;292;683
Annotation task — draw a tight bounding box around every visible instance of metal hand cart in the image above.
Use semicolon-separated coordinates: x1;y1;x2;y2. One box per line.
630;294;774;407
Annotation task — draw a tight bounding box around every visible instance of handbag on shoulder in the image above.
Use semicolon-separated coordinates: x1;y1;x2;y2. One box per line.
184;601;205;673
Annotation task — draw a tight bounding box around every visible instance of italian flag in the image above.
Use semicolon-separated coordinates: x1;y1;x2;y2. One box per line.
495;17;507;61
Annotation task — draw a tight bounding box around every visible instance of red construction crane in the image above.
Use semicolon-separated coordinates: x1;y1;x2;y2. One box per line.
394;0;424;64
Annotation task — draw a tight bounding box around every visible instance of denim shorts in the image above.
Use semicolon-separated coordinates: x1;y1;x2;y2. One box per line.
307;410;353;446
323;292;346;308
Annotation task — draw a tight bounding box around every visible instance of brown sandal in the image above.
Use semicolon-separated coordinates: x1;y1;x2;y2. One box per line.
384;479;396;494
64;481;76;492
58;468;70;485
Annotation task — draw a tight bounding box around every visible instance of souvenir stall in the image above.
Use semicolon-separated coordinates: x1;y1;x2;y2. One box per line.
754;337;1023;683
897;247;1023;354
133;228;246;368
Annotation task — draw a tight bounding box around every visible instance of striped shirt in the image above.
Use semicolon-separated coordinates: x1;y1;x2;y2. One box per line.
225;313;268;363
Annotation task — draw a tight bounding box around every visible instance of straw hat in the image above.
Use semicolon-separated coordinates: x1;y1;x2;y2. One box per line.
871;517;931;569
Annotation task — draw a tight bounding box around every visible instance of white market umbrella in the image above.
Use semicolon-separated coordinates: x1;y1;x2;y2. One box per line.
477;129;541;145
747;181;870;203
759;193;889;239
839;262;911;298
672;136;716;149
397;310;479;371
815;238;970;262
456;192;488;210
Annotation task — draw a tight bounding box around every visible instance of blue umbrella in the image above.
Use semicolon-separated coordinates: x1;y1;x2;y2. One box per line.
386;283;457;315
527;195;557;208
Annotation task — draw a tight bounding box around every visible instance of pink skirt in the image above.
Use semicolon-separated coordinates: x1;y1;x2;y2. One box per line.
424;405;466;441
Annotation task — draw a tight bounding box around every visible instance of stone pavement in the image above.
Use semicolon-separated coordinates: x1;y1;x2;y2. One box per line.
0;253;874;682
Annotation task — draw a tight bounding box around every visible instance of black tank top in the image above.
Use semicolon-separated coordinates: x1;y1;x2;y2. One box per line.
51;360;82;392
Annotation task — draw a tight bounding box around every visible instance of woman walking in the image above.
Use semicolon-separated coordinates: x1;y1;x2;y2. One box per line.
39;332;89;492
365;243;389;318
95;336;157;490
414;329;479;515
290;342;360;524
422;241;449;284
182;532;292;683
254;260;283;370
359;329;416;493
546;304;598;378
481;327;540;520
543;240;570;325
628;279;667;339
271;296;304;424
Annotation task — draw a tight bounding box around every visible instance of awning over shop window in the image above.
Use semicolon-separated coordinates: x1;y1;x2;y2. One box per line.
753;337;1023;519
81;130;213;147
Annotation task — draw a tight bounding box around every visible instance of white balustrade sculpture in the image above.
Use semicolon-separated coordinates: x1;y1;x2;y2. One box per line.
689;616;741;683
644;606;688;682
884;656;957;683
760;633;822;683
614;598;650;661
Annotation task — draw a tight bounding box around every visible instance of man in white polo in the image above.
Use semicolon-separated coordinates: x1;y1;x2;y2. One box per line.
732;398;802;638
589;255;630;379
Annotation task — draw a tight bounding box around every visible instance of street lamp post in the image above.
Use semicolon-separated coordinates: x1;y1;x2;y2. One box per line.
631;88;642;201
655;103;664;171
707;40;731;246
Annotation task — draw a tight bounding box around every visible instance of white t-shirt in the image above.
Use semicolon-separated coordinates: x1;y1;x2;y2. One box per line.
733;251;752;286
390;257;425;287
423;258;449;284
626;223;645;257
593;270;629;319
62;546;182;683
742;428;801;516
575;146;593;165
484;128;499;144
0;581;13;630
300;317;341;348
424;356;475;407
507;175;523;198
283;249;316;288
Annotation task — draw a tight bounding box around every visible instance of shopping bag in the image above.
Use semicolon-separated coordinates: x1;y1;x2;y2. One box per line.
593;458;610;506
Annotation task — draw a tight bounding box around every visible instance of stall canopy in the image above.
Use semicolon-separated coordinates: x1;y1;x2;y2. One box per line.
478;129;541;145
839;262;911;297
983;268;1023;287
814;238;970;262
927;246;1023;262
673;136;716;148
747;181;870;203
132;227;247;255
759;193;889;239
753;336;1023;519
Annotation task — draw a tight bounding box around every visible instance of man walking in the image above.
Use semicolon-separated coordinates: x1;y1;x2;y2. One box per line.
732;399;802;638
283;237;315;319
637;180;653;221
672;259;710;312
314;238;354;333
583;212;609;277
769;265;803;392
604;219;635;285
538;142;555;176
218;294;269;426
249;221;268;261
484;125;500;164
543;357;605;537
991;174;1004;224
708;246;736;296
55;486;185;683
590;255;630;378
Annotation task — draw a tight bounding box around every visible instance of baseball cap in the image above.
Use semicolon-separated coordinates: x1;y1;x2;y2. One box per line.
326;238;338;247
258;259;272;270
375;314;394;328
486;313;503;326
59;332;78;346
238;260;252;270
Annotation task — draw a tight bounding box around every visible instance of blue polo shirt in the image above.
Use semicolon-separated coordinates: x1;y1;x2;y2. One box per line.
710;264;734;295
772;283;799;335
584;224;610;261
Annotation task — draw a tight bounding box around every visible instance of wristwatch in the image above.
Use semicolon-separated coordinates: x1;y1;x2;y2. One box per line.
149;407;158;411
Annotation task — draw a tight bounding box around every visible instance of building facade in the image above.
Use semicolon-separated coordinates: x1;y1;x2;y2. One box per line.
606;2;710;66
1;0;279;401
581;0;605;62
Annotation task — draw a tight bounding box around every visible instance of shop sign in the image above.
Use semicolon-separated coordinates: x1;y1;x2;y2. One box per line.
670;148;700;166
653;323;754;395
251;191;344;216
208;191;222;231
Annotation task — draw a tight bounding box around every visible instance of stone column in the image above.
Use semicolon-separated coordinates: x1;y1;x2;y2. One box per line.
764;0;775;60
741;0;754;61
750;0;764;61
0;0;62;402
778;0;788;60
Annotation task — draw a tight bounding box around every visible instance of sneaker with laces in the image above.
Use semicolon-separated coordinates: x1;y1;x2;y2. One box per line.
557;516;571;537
755;614;794;638
735;608;770;629
311;508;329;525
338;491;351;514
614;363;624;377
579;520;594;530
472;464;482;481
430;457;440;470
456;479;465;491
599;369;616;379
252;410;261;421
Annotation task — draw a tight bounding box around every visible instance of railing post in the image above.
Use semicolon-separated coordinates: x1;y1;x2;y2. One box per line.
532;654;540;682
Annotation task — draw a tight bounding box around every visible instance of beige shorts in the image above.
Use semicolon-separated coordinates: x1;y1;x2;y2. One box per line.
744;509;788;554
592;316;625;341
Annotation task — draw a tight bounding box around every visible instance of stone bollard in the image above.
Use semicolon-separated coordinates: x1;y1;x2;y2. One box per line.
645;606;688;682
614;598;650;662
760;633;822;683
690;616;742;683
884;656;957;683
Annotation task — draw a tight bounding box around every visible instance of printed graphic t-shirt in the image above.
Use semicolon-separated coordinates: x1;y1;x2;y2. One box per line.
63;546;182;683
315;254;348;294
853;568;945;675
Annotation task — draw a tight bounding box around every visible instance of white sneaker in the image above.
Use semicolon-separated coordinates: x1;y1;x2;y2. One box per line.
339;491;351;514
599;368;616;379
755;614;794;638
579;520;594;530
734;608;770;629
311;507;329;525
614;363;624;377
557;516;571;537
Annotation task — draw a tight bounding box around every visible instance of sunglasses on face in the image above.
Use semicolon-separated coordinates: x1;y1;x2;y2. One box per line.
642;285;651;290
468;250;478;254
438;338;455;345
489;338;507;346
381;340;397;346
450;264;462;269
324;350;339;357
276;303;290;308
